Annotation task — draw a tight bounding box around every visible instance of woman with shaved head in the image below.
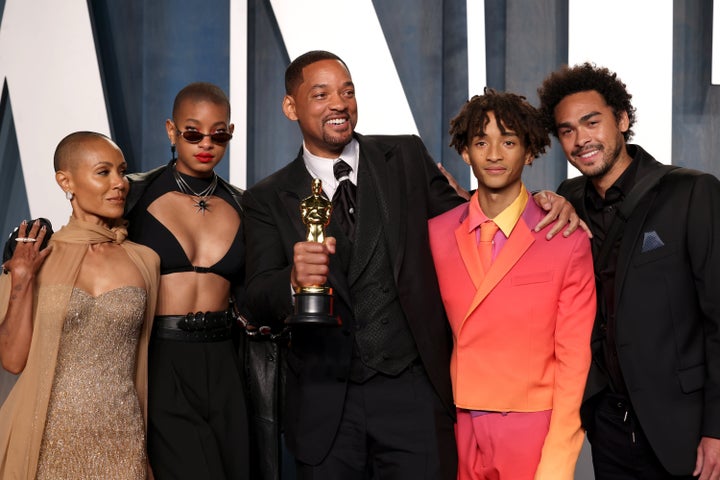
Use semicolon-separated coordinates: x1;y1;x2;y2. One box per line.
0;131;160;479
124;82;250;480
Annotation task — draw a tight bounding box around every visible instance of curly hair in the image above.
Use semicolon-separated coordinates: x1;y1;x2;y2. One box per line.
285;50;350;95
449;87;549;159
537;62;636;141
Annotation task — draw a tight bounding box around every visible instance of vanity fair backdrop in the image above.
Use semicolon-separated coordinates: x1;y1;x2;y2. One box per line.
0;1;718;478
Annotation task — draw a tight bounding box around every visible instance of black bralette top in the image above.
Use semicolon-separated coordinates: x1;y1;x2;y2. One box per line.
126;165;244;283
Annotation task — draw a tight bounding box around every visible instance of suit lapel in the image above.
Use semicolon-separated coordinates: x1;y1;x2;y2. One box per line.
356;135;406;281
464;219;534;321
278;154;353;307
277;156;314;239
614;187;660;307
613;156;667;309
347;160;382;285
454;217;484;289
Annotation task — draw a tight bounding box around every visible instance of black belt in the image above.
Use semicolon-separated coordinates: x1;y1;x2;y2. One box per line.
152;311;233;342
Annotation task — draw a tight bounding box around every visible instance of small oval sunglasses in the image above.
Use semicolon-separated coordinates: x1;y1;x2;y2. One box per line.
176;128;233;144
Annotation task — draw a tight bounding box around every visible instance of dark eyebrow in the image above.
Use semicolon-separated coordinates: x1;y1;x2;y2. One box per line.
580;111;602;123
310;81;354;90
180;119;228;129
556;111;602;130
94;160;127;168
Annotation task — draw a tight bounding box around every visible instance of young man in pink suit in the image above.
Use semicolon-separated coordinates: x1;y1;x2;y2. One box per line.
429;89;596;479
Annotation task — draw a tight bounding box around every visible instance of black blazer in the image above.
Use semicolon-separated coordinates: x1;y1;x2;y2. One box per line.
558;145;720;475
242;134;463;464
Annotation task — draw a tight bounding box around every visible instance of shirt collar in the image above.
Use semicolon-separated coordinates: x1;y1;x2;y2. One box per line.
302;139;359;198
467;184;529;237
585;150;639;210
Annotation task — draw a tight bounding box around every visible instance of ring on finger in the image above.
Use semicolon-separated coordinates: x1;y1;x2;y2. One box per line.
15;237;37;243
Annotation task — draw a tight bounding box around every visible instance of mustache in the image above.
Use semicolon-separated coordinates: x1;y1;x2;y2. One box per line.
572;144;603;156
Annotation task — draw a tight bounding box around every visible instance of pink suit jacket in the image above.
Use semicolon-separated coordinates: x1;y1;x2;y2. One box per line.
428;198;596;479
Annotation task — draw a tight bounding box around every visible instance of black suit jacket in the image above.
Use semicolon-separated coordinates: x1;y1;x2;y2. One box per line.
558;145;720;475
242;134;463;465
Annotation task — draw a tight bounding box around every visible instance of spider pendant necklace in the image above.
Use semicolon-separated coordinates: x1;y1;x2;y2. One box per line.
172;162;219;214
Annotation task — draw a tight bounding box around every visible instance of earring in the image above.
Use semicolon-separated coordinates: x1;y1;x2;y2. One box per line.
65;191;74;201
171;144;176;162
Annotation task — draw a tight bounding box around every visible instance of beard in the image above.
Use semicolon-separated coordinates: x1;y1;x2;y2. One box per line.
322;126;353;150
572;136;625;181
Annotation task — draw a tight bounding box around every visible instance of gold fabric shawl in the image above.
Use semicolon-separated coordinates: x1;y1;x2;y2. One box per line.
0;217;159;479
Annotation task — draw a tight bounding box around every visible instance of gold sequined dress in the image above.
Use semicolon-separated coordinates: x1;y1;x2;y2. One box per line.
36;286;148;479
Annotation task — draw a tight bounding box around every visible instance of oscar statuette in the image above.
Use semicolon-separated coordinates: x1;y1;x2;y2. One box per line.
286;178;341;326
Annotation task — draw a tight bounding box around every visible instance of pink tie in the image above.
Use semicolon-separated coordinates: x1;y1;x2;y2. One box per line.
479;221;499;272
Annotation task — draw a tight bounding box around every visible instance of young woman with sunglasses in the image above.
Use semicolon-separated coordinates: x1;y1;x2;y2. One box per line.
124;82;249;479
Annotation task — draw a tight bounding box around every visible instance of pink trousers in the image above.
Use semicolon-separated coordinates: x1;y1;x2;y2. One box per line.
456;408;551;480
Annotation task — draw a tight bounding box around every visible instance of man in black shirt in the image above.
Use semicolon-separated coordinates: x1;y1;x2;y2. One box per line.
539;62;720;479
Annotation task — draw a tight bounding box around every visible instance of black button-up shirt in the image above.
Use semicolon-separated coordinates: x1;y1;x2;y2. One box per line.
584;154;641;395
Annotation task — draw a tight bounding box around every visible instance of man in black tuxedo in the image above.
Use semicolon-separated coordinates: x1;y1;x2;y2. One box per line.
242;50;579;479
539;63;720;479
